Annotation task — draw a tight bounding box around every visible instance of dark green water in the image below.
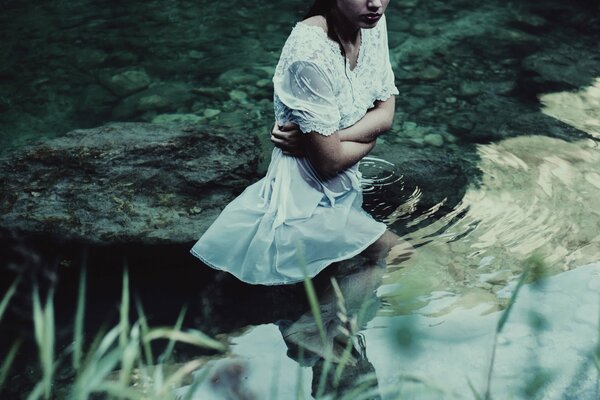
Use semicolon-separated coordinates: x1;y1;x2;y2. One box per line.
1;0;600;398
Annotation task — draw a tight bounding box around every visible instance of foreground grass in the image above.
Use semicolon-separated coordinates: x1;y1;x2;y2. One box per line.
0;254;598;399
0;266;226;400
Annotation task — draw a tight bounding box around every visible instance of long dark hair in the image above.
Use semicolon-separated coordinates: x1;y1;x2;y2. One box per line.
304;0;332;19
304;0;339;43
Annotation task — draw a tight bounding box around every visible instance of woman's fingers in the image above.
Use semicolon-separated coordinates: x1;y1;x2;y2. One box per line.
280;121;299;132
271;122;304;156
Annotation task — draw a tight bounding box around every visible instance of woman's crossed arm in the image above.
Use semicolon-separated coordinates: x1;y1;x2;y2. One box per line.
271;95;395;177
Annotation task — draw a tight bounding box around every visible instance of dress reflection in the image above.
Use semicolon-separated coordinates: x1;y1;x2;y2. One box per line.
279;238;413;399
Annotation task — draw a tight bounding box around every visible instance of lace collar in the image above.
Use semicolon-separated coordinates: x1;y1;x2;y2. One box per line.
293;22;368;75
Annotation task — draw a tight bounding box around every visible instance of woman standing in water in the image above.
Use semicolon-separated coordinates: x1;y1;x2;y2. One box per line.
191;0;404;285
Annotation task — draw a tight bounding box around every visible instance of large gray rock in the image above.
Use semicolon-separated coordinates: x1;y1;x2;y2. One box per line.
0;123;261;244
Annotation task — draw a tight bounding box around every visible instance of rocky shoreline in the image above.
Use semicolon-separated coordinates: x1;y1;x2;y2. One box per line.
1;0;599;245
0;123;261;244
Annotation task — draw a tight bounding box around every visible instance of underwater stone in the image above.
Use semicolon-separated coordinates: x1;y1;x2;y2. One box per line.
448;114;476;137
229;90;248;102
204;109;221;118
214;111;248;130
188;50;206;60
256;79;271;88
445;96;457;104
0;123;261;244
423;133;445;147
112;83;194;119
75;49;108;68
152;113;204;124
138;94;170;111
78;84;117;110
101;69;151;97
522;45;600;90
458;82;482;98
411;22;437;37
418;65;444;82
217;68;261;86
192;86;229;101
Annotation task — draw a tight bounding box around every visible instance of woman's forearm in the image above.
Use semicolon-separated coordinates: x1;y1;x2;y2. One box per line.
305;135;375;177
339;96;395;143
334;140;376;171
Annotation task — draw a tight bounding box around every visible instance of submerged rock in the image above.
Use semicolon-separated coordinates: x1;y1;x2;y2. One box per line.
111;82;194;119
99;68;152;97
522;44;600;92
0;123;261;245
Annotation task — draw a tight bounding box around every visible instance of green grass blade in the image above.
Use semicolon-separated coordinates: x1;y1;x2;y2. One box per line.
145;328;226;352
120;266;130;351
295;362;305;400
32;287;55;399
0;339;22;393
596;294;600;374
32;287;44;355
73;263;87;371
296;250;326;347
161;306;187;363
158;359;204;398
0;276;21;324
316;355;334;398
71;347;123;399
182;364;212;400
119;323;141;389
43;290;55;399
333;339;355;386
26;381;45;400
496;270;528;334
135;298;154;365
337;371;379;400
303;273;326;347
95;326;121;360
467;378;483;400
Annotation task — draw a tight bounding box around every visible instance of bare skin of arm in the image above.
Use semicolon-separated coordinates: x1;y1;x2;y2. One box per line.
304;133;376;177
270;96;395;176
271;122;375;176
338;96;395;143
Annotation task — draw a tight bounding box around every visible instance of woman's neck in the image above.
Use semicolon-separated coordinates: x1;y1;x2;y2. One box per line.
329;7;360;45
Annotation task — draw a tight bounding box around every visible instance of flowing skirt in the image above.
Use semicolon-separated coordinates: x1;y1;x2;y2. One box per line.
190;148;386;285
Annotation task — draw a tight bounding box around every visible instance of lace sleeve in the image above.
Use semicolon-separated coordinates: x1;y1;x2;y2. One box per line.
378;15;399;101
275;60;340;136
273;24;341;136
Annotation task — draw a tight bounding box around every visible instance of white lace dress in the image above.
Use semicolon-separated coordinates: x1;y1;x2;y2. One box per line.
191;15;399;285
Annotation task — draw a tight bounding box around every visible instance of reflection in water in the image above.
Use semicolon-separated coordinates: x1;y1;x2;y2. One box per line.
540;77;600;139
380;135;600;316
367;263;600;399
278;251;409;398
361;156;425;226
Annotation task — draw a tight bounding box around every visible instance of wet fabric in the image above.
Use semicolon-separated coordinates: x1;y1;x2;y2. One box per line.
191;15;399;285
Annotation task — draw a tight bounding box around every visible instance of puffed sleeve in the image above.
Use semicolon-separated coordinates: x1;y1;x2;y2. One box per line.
378;15;399;100
274;60;341;136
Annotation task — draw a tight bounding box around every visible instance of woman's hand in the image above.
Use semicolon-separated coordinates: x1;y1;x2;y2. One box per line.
338;96;395;143
271;121;305;157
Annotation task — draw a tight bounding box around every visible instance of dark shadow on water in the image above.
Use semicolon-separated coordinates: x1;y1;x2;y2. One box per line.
0;231;322;373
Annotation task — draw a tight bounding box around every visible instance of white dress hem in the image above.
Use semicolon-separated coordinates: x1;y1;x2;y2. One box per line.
190;223;386;286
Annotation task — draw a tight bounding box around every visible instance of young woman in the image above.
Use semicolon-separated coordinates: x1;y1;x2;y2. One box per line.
191;0;401;285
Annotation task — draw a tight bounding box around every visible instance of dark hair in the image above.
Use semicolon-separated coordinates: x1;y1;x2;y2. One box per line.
304;0;340;46
304;0;332;19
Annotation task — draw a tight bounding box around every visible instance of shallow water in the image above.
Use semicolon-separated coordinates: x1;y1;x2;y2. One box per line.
1;0;600;399
177;263;600;399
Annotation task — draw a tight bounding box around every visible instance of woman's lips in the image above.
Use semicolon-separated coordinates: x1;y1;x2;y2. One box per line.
362;14;382;23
